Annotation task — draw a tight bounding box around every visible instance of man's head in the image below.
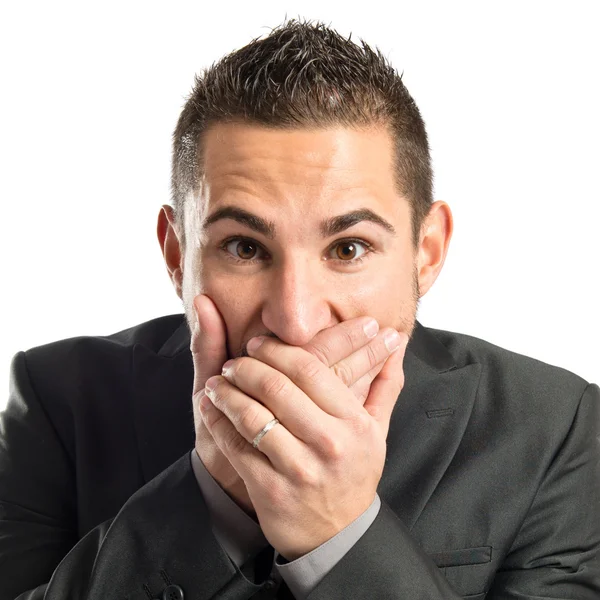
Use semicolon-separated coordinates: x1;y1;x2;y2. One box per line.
158;19;452;358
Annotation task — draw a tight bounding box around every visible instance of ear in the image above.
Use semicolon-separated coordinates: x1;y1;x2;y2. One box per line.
157;205;183;299
416;201;453;297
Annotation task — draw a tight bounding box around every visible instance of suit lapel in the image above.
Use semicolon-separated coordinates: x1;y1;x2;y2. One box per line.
133;319;195;483
379;322;482;530
132;316;482;529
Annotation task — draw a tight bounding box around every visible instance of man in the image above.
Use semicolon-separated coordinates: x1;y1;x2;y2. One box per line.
1;19;598;600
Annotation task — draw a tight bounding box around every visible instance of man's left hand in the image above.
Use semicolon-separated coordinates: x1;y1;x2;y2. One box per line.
199;331;409;560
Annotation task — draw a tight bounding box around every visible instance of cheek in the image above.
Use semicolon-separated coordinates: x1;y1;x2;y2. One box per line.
333;256;415;327
200;270;265;354
200;269;261;313
181;253;257;334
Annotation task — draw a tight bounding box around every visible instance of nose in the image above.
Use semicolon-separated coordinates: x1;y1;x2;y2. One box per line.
261;257;332;347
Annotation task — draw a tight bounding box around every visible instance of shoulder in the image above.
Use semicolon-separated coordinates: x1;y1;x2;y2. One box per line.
422;324;594;430
17;314;187;402
7;315;188;461
23;313;186;364
426;324;590;388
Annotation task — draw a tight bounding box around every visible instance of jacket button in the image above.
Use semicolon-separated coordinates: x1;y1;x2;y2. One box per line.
162;584;184;600
263;579;277;590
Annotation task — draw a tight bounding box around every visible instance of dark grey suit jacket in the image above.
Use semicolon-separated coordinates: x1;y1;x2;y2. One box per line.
1;314;598;599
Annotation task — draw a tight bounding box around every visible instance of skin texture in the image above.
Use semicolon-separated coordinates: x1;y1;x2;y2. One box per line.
157;122;453;558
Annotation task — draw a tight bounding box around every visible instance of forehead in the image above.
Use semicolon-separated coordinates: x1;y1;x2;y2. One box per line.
201;122;398;201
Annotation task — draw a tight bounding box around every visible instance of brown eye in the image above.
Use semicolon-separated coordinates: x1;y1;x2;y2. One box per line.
224;239;265;261
328;240;369;263
336;242;357;260
236;241;257;259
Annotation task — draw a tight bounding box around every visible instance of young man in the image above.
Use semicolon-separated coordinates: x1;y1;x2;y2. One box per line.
1;19;598;599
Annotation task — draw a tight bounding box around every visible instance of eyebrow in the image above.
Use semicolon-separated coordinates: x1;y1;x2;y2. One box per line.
321;209;396;236
203;206;396;238
203;207;276;239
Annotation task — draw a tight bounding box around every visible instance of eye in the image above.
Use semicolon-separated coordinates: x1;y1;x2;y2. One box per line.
223;238;266;261
329;240;370;262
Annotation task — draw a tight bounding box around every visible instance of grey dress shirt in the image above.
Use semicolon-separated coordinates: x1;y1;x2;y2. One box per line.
191;449;380;599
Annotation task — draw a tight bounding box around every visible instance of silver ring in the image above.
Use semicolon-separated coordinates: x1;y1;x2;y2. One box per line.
252;418;280;449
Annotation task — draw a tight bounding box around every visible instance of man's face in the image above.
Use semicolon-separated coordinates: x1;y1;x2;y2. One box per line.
180;123;426;358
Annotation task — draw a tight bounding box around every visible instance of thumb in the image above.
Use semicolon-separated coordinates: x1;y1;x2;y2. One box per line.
363;333;409;435
191;294;228;398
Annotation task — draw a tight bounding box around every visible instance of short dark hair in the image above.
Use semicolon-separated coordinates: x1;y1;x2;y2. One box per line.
171;19;433;249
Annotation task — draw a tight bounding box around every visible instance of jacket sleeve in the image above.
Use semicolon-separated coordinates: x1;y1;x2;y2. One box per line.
304;500;466;599
0;352;270;600
486;382;600;599
305;383;600;600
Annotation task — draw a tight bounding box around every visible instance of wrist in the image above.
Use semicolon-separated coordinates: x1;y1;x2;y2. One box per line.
222;478;256;518
194;443;255;516
276;500;374;560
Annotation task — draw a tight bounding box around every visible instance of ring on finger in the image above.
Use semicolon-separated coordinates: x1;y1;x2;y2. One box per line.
252;417;280;449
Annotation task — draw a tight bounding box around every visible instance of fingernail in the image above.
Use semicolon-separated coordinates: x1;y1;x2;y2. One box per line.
246;336;265;353
199;389;212;412
222;359;235;375
384;330;402;352
363;319;379;339
205;376;219;392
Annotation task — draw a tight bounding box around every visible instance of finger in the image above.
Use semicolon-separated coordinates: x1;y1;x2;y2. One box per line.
363;334;409;434
302;316;380;367
349;361;385;404
199;394;273;482
247;337;353;418
191;294;228;398
331;327;402;390
204;375;302;472
221;357;330;443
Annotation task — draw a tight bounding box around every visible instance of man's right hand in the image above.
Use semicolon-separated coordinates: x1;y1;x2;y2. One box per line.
191;295;256;514
191;293;404;516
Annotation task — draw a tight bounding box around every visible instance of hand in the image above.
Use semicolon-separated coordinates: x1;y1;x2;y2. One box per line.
191;294;396;517
191;295;254;513
199;327;408;560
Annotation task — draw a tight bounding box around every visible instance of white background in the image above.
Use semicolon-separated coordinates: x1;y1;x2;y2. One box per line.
1;1;598;410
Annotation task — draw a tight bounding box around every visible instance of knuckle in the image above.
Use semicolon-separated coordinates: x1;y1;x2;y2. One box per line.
305;342;330;366
203;406;226;431
259;373;290;400
340;326;358;351
365;342;380;368
289;459;319;487
223;428;247;455
237;402;265;435
318;433;345;461
294;357;323;385
331;361;353;386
